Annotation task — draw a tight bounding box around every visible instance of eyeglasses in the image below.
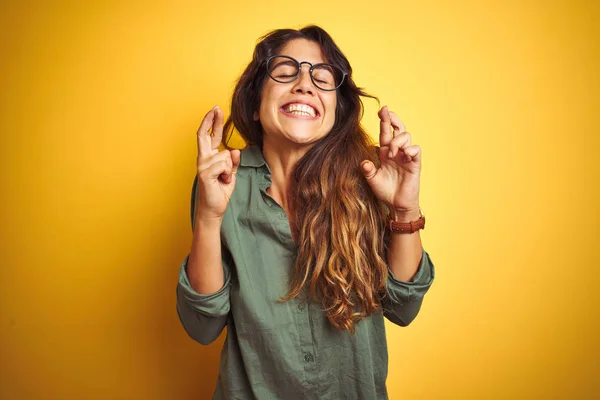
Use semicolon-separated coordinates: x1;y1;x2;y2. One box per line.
266;55;347;91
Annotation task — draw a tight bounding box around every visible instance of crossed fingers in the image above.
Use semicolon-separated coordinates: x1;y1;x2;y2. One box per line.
197;105;224;159
378;106;420;164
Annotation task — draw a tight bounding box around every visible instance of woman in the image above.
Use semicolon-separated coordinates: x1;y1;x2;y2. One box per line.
176;25;435;400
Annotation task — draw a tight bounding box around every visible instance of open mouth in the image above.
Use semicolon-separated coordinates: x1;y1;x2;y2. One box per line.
280;103;319;118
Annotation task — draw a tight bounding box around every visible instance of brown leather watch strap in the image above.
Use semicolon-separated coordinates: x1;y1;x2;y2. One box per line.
389;208;426;233
389;216;425;233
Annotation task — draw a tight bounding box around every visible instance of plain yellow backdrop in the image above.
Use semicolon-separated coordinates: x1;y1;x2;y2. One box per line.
1;0;598;398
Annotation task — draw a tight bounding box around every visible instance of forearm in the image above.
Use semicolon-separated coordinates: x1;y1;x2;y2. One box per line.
187;217;224;294
386;208;423;282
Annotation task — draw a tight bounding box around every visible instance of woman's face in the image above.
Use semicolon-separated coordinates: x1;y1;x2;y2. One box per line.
257;39;337;148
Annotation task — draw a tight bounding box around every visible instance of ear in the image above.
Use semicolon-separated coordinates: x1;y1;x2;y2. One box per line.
253;111;259;121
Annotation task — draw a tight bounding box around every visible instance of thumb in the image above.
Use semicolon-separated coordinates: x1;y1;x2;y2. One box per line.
360;160;378;180
230;149;241;175
220;149;241;184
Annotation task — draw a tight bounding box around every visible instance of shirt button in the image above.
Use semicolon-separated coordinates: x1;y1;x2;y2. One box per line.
297;303;305;311
304;353;314;363
280;212;286;219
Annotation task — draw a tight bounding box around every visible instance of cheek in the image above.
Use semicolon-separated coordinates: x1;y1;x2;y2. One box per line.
258;98;274;122
325;96;337;126
259;88;283;117
257;84;273;120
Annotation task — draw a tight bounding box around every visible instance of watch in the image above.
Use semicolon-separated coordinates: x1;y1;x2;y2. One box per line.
389;207;425;234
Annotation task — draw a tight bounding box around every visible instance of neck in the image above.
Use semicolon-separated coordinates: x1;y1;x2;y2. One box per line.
262;138;312;214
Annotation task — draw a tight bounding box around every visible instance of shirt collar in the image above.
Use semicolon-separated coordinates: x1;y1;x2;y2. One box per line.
240;145;267;168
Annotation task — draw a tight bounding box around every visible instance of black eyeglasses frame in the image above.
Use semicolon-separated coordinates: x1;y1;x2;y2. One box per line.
265;55;347;92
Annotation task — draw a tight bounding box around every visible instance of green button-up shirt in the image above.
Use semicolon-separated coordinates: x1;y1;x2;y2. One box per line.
176;145;435;400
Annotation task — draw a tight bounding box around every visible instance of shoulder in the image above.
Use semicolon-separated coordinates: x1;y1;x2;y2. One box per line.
228;145;268;202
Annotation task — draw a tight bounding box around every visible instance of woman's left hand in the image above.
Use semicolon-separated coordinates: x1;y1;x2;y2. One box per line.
361;106;421;216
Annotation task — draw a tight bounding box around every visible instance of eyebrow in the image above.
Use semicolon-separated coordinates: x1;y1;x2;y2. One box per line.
280;55;329;65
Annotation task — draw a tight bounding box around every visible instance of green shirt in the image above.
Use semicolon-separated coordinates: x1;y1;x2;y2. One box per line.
176;145;435;400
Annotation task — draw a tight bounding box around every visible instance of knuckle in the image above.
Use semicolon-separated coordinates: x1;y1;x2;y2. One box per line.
198;169;211;181
217;160;228;169
196;158;208;171
218;151;230;163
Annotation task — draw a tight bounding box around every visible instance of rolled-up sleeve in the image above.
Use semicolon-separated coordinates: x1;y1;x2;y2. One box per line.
176;253;231;345
382;247;435;327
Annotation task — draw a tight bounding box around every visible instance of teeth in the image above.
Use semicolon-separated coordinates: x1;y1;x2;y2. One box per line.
284;103;316;117
289;110;312;116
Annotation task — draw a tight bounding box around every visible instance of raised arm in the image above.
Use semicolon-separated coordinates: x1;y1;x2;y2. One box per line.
361;106;435;326
176;105;241;345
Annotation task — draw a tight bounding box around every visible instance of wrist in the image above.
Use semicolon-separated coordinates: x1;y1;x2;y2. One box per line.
194;214;223;231
390;206;421;223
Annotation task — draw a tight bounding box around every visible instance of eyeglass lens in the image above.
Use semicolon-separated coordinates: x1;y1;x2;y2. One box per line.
267;56;344;91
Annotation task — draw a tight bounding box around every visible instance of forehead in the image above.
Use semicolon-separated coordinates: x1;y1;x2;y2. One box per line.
278;38;327;64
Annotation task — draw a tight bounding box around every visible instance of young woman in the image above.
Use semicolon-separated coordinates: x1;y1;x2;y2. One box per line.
176;25;435;400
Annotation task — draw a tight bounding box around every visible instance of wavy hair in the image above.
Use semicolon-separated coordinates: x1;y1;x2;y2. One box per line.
223;25;390;333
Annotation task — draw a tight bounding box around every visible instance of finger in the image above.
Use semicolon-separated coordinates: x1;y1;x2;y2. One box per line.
388;111;406;135
197;107;217;137
197;107;217;156
219;151;237;184
198;149;232;173
201;159;233;183
211;106;224;150
378;106;393;146
388;132;411;159
403;144;421;163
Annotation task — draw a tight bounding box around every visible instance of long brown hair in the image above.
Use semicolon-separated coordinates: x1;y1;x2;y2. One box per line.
223;25;390;333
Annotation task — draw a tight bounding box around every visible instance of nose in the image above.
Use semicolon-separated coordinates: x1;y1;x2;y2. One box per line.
291;65;315;95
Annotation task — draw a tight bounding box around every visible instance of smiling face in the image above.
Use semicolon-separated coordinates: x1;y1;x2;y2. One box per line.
256;38;337;149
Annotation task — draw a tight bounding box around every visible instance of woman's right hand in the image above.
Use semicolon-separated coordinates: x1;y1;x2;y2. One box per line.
195;105;241;221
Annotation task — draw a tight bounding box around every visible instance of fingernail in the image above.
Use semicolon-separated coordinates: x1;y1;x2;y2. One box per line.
388;150;393;158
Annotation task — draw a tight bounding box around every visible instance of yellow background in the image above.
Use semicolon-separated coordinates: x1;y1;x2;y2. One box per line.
1;0;598;398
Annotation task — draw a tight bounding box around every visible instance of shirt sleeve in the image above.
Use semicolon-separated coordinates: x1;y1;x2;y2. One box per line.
176;251;232;345
381;247;435;327
176;173;231;345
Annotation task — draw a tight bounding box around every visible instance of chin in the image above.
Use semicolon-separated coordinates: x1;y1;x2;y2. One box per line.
284;133;325;147
263;123;331;149
282;127;330;145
